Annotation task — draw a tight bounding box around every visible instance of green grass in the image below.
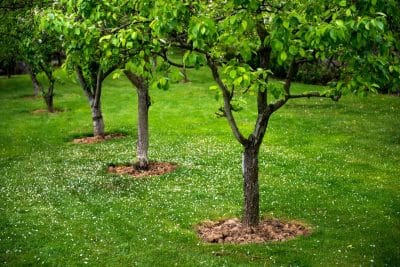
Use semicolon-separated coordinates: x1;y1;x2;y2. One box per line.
0;68;399;266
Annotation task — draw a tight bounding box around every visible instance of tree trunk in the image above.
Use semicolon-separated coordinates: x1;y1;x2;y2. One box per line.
76;66;106;137
242;145;260;228
136;85;150;169
90;103;105;137
44;93;54;113
124;70;151;170
181;67;190;83
43;72;55;113
26;67;41;96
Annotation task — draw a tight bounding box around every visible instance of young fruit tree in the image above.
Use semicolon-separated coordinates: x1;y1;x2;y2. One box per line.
23;9;62;113
94;0;174;169
98;0;160;169
41;2;122;136
0;0;61;110
153;0;395;227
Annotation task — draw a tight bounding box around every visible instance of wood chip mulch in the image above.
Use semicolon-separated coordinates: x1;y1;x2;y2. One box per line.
108;162;177;178
197;218;310;244
72;133;126;144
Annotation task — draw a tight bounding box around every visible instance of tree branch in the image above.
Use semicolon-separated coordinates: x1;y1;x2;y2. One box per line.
76;66;94;100
123;69;145;89
206;54;249;146
156;49;196;69
93;68;103;109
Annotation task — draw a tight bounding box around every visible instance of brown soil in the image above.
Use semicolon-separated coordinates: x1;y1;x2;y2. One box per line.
108;162;177;178
32;108;63;114
23;95;41;100
72;133;126;144
197;218;310;244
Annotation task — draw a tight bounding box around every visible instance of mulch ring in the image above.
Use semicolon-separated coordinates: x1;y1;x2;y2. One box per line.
108;162;177;178
197;218;310;244
72;133;126;144
32;108;63;114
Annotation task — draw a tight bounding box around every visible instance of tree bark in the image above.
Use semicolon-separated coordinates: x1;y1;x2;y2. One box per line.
124;70;151;170
43;69;55;113
242;145;261;228
137;85;150;169
76;66;106;137
44;94;54;112
92;69;105;137
181;67;190;83
90;103;105;137
26;66;41;96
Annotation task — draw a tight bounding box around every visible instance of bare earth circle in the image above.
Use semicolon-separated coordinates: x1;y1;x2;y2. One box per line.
31;108;63;114
197;218;310;244
108;162;177;178
72;133;126;144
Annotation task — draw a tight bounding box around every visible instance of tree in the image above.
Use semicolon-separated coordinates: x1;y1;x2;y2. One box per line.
24;8;62;112
0;1;61;111
96;0;166;169
41;1;121;136
153;0;393;227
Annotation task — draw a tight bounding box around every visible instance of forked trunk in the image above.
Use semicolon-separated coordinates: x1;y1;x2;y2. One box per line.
27;67;41;96
91;104;105;137
137;85;150;169
76;66;107;137
44;79;55;113
242;145;260;228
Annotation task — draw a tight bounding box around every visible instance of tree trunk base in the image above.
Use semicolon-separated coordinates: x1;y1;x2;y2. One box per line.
242;146;260;228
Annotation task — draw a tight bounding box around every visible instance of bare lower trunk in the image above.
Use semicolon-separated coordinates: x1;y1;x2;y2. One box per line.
124;70;151;170
44;78;55;113
242;145;260;228
181;67;190;83
44;94;54;113
137;86;150;169
91;104;105;137
76;66;106;137
27;68;41;96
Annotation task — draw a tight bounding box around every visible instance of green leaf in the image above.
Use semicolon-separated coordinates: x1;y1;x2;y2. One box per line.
339;0;346;7
233;76;243;86
329;29;337;42
289;45;298;55
280;51;288;61
241;20;248;31
100;35;112;42
283;21;290;29
229;70;237;79
335;20;344;27
272;39;284;51
376;21;384;31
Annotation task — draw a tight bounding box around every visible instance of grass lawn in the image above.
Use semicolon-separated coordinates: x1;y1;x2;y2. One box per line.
0;67;399;266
